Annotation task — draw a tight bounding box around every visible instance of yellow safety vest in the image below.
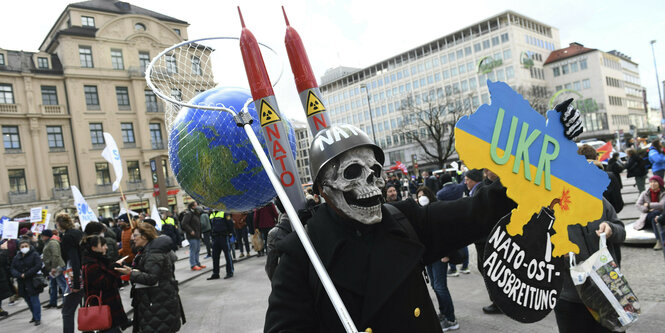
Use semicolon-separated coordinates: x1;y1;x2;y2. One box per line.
163;217;175;225
211;211;225;219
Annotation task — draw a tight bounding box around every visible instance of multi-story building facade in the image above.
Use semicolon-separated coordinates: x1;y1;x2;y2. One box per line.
320;11;561;171
0;0;201;218
294;122;313;185
544;43;647;139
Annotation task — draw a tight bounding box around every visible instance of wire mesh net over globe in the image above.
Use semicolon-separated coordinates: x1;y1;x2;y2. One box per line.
168;87;296;212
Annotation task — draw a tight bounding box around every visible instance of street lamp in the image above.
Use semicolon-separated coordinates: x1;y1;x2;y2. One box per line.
360;84;377;143
650;40;665;121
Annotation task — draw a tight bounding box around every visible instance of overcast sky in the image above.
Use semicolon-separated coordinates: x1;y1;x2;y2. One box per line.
2;0;664;122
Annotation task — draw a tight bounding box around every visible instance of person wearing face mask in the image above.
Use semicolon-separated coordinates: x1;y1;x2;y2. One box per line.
115;223;185;332
181;202;206;270
10;238;43;326
417;186;459;331
82;235;129;332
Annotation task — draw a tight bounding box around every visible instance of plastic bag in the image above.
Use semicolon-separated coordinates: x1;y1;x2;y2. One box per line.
569;233;640;331
252;229;264;252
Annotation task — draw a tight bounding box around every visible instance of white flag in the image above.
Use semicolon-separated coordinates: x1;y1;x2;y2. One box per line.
71;185;98;231
151;204;163;231
101;132;123;192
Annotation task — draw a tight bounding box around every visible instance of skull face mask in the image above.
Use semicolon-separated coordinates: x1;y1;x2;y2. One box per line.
320;146;385;224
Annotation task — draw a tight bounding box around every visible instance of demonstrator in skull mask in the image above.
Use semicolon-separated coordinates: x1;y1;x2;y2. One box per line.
264;124;518;332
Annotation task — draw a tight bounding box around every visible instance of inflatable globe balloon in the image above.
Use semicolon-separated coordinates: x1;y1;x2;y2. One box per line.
168;87;296;212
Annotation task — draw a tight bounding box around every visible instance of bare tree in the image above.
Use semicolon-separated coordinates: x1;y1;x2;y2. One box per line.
394;88;476;169
517;85;551;115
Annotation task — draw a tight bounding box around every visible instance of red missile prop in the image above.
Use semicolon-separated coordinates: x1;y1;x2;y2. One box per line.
282;7;331;135
238;7;306;211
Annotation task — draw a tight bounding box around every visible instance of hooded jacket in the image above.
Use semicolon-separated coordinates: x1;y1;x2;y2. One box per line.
130;235;185;333
42;238;65;272
181;208;202;240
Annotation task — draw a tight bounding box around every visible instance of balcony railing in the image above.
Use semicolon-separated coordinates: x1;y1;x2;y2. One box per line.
40;104;65;115
128;66;146;78
8;189;36;204
152;142;165;150
146;102;164;113
126;180;145;191
96;184;113;194
0;103;19;113
52;187;72;200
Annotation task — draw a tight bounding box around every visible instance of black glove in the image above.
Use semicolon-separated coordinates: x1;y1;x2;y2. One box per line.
555;98;583;140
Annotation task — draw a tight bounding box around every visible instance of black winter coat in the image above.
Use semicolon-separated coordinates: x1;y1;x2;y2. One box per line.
180;209;201;240
264;181;516;332
10;247;43;297
626;155;647;178
130;235;185;333
0;249;13;300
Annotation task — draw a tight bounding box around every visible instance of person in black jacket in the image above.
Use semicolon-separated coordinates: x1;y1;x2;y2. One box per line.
0;241;12;317
626;148;648;194
578;145;624;213
207;210;235;280
264;125;517;332
56;213;83;333
11;238;43;326
607;152;625;188
181;202;204;270
115;223;185;333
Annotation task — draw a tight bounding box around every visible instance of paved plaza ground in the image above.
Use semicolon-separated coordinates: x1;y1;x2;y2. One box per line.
1;175;665;332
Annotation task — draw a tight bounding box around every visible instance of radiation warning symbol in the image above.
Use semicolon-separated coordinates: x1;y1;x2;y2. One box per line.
260;100;281;127
306;90;326;116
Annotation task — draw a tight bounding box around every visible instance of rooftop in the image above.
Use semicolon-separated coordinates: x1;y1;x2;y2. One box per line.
70;0;187;24
544;42;596;65
0;50;63;74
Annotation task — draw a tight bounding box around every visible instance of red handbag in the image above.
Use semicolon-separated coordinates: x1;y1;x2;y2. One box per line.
77;293;112;331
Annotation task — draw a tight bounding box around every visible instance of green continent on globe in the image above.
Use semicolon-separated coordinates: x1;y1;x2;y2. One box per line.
175;121;247;210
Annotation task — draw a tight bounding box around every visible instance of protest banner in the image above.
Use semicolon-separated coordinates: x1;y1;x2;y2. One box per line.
2;221;19;239
30;207;42;223
455;81;610;322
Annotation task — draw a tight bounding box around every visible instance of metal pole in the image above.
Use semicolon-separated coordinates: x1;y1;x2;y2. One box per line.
650;40;665;120
361;84;377;143
241;123;359;333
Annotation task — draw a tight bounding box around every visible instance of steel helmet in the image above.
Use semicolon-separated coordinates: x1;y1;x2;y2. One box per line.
309;124;384;192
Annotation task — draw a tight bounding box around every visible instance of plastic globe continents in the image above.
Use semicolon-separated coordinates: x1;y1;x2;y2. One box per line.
168;87;296;212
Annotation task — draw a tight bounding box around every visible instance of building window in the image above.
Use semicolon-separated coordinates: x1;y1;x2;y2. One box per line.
503;49;512;59
191;56;202;75
116;87;130;108
41;86;58;105
149;123;164;149
145;90;159;112
552;67;560;77
473;43;481;52
166;54;177;74
8;169;27;193
111;49;124;70
95;162;111;185
89;123;104;146
501;33;509;43
134;23;146;31
46;126;64;149
127;160;141;182
609;96;623;106
580;59;588;70
79;46;93;68
464;46;472;57
53;166;70;190
561;64;569;75
570;62;579;72
81;16;95;27
37;57;49;69
582;79;591;89
482;39;490;49
171;88;182;101
121;123;135;144
491;36;500;46
84;85;99;108
139;52;150;73
0;53;5;65
573;81;581;91
0;84;15;104
173;28;181;36
2;125;21;150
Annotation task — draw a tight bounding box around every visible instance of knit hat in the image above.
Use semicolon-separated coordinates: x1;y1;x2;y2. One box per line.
465;169;484;182
42;229;53;237
650;175;664;188
18;238;31;246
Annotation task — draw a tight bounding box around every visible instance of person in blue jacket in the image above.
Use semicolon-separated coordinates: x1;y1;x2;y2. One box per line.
648;140;665;178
